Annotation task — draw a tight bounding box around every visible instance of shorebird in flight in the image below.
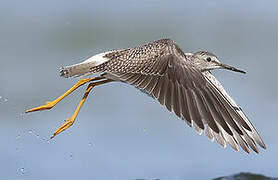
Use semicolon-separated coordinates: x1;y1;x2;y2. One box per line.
26;39;265;153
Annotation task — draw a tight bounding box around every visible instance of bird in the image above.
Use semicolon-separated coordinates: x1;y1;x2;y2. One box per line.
26;38;266;153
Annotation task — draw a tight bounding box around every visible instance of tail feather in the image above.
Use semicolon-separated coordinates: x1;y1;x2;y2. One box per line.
60;52;111;78
60;62;97;78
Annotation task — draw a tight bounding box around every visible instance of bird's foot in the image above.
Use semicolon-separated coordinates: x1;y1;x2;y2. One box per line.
51;117;74;139
25;101;56;113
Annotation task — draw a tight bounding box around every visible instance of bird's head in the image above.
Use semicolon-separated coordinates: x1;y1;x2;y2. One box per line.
191;51;246;74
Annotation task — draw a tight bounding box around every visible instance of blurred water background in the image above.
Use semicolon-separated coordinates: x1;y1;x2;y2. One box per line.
0;0;277;179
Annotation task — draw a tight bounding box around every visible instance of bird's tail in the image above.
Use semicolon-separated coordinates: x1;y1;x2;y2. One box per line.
59;62;97;78
60;52;111;78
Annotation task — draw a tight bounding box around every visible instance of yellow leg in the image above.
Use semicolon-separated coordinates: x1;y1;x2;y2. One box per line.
26;77;105;113
50;79;113;139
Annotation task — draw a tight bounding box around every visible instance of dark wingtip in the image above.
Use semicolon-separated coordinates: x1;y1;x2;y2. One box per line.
259;141;267;149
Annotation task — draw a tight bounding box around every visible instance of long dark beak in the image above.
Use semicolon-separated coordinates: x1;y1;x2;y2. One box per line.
219;63;246;74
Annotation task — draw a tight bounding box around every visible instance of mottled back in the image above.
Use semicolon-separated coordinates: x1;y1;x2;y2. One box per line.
104;39;175;75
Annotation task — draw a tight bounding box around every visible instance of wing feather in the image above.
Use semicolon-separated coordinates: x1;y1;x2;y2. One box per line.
138;75;152;89
165;79;174;112
145;76;159;94
173;81;181;117
179;84;192;126
105;39;265;153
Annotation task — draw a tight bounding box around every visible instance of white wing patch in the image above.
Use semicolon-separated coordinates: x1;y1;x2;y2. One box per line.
83;51;112;65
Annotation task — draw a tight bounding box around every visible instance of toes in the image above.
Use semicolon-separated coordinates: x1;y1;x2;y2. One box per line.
50;120;74;139
25;102;54;113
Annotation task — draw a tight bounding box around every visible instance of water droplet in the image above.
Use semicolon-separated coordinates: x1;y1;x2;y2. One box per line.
88;142;95;148
28;130;33;134
69;154;73;158
35;133;40;139
0;96;8;103
16;134;21;140
19;168;25;174
143;128;148;133
143;128;149;135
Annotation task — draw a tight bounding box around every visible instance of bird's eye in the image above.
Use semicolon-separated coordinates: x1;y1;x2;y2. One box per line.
206;57;212;62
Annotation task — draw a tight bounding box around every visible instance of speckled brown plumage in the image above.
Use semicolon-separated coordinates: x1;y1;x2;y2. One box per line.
59;38;266;153
104;39;172;74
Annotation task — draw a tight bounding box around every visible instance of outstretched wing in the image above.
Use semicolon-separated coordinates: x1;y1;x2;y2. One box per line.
105;39;266;153
202;72;266;152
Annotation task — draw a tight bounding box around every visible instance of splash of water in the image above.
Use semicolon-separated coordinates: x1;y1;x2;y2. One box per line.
0;96;8;103
19;168;25;174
